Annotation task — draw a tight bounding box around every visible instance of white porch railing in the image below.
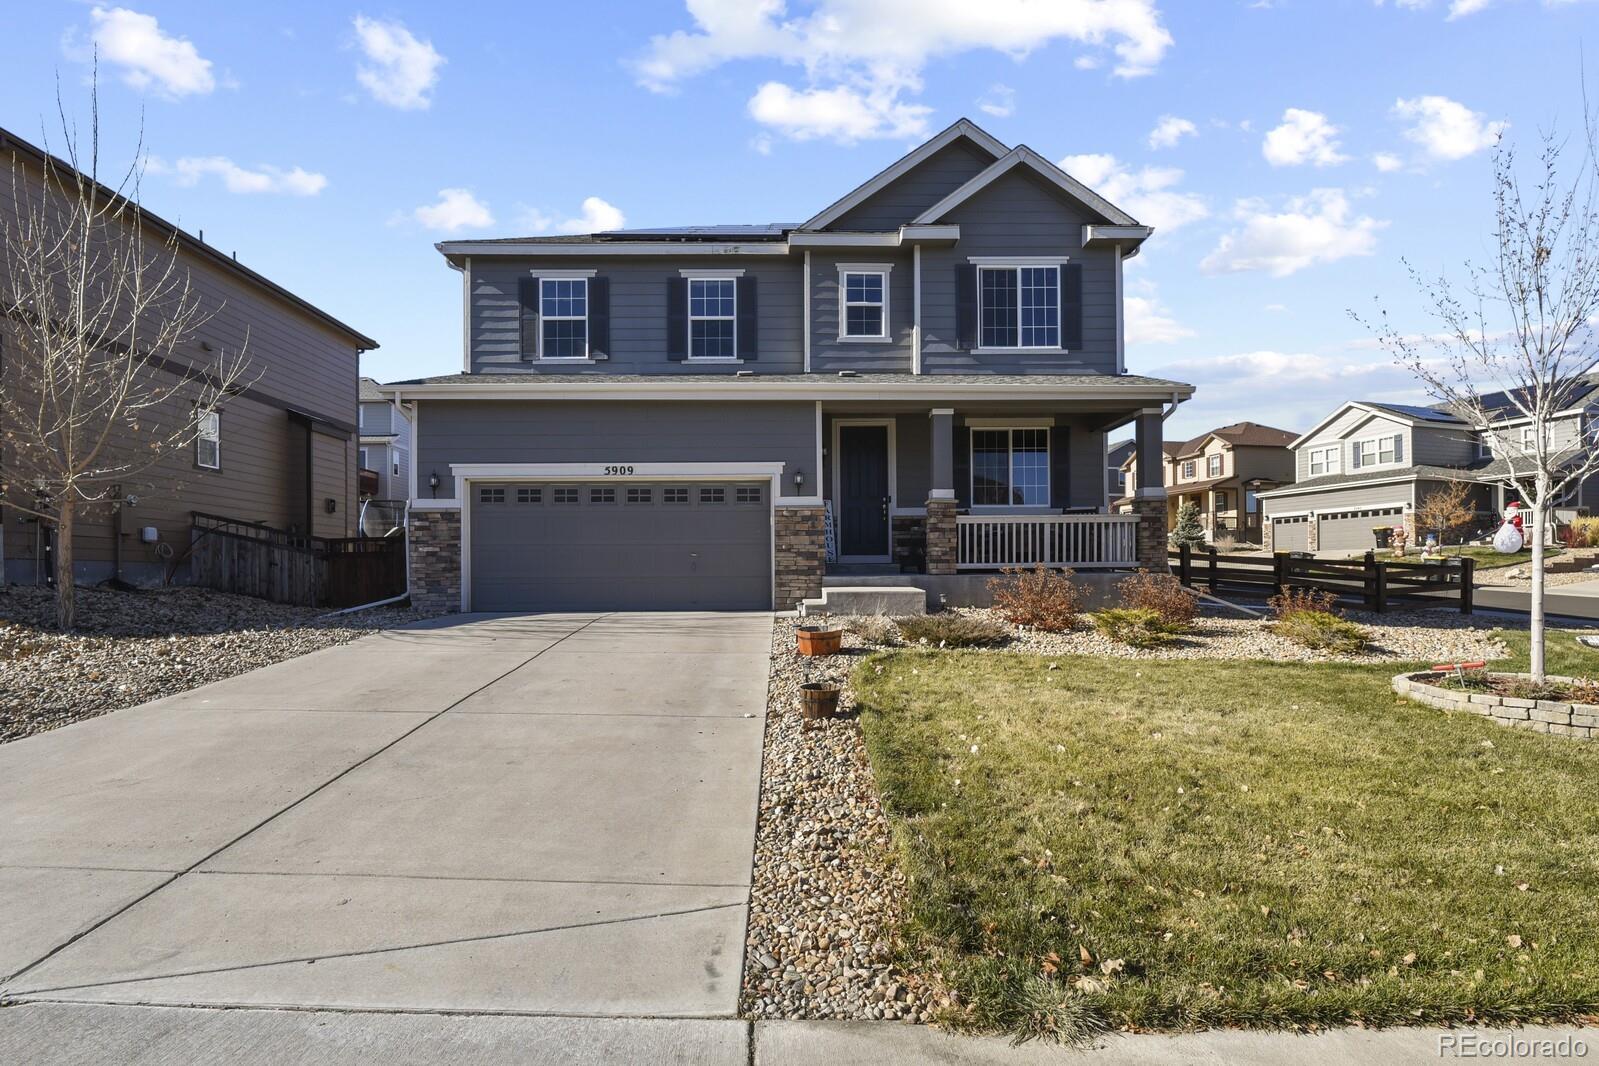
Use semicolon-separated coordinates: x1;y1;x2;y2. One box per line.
956;513;1140;570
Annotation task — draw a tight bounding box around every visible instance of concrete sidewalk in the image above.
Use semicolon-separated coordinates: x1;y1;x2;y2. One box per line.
1474;577;1599;621
0;612;770;1019
0;1006;1589;1065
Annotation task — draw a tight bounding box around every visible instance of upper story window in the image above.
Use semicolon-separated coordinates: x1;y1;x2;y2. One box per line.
1519;424;1542;452
840;270;888;340
1207;453;1223;477
1180;459;1197;480
689;278;737;359
979;265;1059;350
1307;445;1340;477
972;427;1049;507
541;278;589;359
1351;433;1403;469
196;409;220;470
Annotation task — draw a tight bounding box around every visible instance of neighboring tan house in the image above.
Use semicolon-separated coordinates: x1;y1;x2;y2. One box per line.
1116;422;1296;544
0;126;377;586
358;377;412;502
382;118;1194;613
1258;385;1599;553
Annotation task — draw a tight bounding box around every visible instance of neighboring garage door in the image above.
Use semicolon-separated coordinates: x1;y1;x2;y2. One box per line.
1316;507;1403;553
1272;515;1309;553
469;481;772;612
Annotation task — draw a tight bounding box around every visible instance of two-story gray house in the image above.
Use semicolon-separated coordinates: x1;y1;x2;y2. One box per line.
1259;383;1599;553
382;119;1192;613
358;377;412;502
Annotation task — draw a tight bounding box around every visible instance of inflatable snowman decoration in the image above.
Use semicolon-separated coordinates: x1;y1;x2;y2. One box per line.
1493;500;1526;554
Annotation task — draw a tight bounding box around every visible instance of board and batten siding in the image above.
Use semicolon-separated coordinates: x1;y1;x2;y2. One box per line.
919;169;1119;375
414;400;817;500
826;140;996;231
807;250;914;374
469;257;803;375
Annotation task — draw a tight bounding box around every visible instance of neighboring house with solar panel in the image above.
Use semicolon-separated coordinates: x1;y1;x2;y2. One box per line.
1258;383;1599;553
379;118;1196;614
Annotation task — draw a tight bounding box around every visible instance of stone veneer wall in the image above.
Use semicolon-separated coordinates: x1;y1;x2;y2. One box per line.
1130;497;1170;572
409;508;462;614
774;505;825;611
1262;517;1274;553
925;499;956;575
892;515;927;573
1394;672;1599;739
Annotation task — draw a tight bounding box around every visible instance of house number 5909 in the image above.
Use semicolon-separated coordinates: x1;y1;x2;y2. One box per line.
603;465;635;476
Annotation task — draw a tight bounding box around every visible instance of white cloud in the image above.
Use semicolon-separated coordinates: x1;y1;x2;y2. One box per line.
977;84;1015;118
1372;151;1405;172
1200;189;1387;277
153;156;326;196
748;82;930;143
1262;108;1348;167
1057;153;1209;233
353;16;444;110
1074;55;1102;70
1125;293;1194;344
1147;115;1197;149
515;196;627;235
409;188;493;232
1376;0;1577;18
1392;95;1505;161
83;6;215;98
633;0;1173;143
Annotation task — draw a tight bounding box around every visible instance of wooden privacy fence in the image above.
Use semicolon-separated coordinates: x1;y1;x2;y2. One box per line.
189;512;406;609
1171;544;1475;614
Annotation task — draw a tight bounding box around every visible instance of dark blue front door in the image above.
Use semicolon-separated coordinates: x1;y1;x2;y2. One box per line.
839;425;889;556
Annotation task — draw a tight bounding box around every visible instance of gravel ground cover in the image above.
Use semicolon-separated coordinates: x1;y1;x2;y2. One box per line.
741;618;953;1024
0;584;431;743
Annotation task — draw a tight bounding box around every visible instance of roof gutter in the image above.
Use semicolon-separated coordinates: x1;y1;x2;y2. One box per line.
382;379;1197;404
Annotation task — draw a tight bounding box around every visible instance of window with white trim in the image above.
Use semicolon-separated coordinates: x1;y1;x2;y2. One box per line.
357;447;370;471
688;278;736;359
840;271;887;339
1207;453;1223;477
979;265;1059;349
1519;424;1541;452
196;409;220;470
1307;445;1340;477
971;427;1049;507
540;278;588;359
1181;459;1197;480
1352;433;1403;469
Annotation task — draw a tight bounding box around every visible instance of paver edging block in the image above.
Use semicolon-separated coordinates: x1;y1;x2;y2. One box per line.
1392;671;1595;739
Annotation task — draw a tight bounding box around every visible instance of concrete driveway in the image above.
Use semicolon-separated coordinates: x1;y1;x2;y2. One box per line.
0;612;770;1018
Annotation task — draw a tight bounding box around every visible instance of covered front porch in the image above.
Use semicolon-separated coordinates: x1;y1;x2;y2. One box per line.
817;400;1172;576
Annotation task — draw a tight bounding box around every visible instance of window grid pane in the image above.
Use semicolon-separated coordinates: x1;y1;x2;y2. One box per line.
845;305;883;337
479;487;505;504
626;487;652;504
516;487;541;504
553;486;579;504
663;486;689;504
700;486;726;504
972;429;1010;506
542;317;587;359
1010;428;1048;506
1018;267;1059;348
735;485;762;504
590;487;616;504
690;319;735;359
980;269;1018;348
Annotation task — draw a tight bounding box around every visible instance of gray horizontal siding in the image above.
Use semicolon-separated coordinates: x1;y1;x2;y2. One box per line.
415;400;816;499
808;251;914;374
470;257;803;375
920;169;1118;375
829;140;994;231
1262;481;1416;517
1410;424;1477;467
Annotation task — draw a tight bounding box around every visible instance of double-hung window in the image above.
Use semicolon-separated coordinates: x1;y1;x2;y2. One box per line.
978;265;1060;350
1207;453;1223;477
196;409;220;470
1307;445;1340;477
540;278;588;359
1181;459;1197;480
971;427;1049;507
688;278;737;359
1352;433;1403;469
1519;425;1541;453
840;270;887;339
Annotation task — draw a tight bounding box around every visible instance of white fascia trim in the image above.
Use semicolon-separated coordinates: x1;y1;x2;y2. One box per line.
681;268;746;278
837;262;895;272
384;380;1198;403
450;462;785;480
912;146;1139;227
802;118;1010;230
789;232;901;247
1254;474;1419;499
900;224;960;242
534;268;598;279
967;255;1069;266
438;241;790;257
1083;224;1154;246
966;416;1055;428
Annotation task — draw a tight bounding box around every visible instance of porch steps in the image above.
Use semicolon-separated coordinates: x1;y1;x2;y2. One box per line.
800;585;929;617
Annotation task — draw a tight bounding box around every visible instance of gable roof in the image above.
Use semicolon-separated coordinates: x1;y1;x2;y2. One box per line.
1289;400;1467;448
1129;422;1297;467
801;118;1009;231
359;376;387;403
910;145;1141;228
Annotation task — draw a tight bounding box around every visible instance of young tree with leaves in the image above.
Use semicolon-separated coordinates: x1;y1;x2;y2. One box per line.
1360;117;1599;681
1;81;249;629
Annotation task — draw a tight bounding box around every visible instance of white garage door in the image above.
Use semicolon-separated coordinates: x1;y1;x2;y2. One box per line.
1272;515;1309;552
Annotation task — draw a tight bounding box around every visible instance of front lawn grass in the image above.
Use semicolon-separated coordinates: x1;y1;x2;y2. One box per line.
853;636;1599;1041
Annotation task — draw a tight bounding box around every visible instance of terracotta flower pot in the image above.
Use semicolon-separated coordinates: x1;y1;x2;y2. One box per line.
796;625;843;657
799;682;841;719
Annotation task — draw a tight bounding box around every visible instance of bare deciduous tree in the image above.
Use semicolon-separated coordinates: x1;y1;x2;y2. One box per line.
1415;480;1477;552
1358;117;1599;681
1;81;249;629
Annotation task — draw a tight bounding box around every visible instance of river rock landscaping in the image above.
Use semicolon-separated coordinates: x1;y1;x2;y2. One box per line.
0;584;431;743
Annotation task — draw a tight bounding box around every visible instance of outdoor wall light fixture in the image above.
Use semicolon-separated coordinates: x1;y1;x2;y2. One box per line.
793;468;806;491
428;471;440;493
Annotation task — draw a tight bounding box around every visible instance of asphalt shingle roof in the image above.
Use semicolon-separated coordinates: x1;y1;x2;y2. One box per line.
384;371;1194;390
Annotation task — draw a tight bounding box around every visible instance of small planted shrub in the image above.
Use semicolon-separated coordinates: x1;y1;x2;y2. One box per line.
987;565;1081;632
1271;609;1370;654
847;614;902;646
1091;607;1185;649
1267;585;1340;620
1119;570;1199;626
1569;515;1599;548
896;612;1011;648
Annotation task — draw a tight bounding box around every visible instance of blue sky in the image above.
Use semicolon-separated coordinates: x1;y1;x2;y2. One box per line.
1;0;1593;439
